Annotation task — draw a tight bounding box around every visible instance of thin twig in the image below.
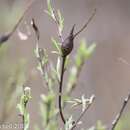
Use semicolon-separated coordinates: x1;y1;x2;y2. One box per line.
58;56;66;124
71;95;95;130
111;92;130;130
31;18;40;41
73;9;96;38
23;87;26;130
49;8;66;124
31;18;50;89
0;0;35;45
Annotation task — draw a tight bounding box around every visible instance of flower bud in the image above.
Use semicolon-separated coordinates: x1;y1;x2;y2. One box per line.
61;25;75;57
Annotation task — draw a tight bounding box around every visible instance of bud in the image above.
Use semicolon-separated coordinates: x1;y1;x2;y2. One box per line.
61;25;75;57
24;87;31;99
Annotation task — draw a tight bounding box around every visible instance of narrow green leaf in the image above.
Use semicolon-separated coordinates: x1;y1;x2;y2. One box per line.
56;57;61;80
57;9;64;33
51;51;61;55
65;116;74;130
86;43;96;57
44;10;51;17
45;0;56;20
47;0;53;15
51;37;61;54
34;43;40;58
81;95;87;112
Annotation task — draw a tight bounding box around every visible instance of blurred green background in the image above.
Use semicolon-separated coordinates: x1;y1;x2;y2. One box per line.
0;0;130;130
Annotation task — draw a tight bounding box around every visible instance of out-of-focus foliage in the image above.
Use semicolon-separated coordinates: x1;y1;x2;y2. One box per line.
0;1;129;130
66;39;96;94
0;45;27;122
17;87;31;130
39;93;58;130
114;113;130;130
33;19;96;130
87;121;106;130
33;0;96;130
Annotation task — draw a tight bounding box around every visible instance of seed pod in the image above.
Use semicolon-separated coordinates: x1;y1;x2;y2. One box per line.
60;9;96;57
61;25;75;57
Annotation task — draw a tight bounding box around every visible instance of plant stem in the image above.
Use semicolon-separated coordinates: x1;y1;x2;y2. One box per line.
22;114;25;130
22;89;28;130
111;92;130;130
58;56;66;124
0;0;35;45
23;92;25;130
71;95;95;130
73;9;96;38
23;102;27;130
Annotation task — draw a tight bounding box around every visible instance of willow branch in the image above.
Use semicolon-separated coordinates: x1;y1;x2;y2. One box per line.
49;8;66;124
111;92;130;130
31;18;51;89
52;9;64;43
0;0;35;45
73;9;96;38
71;95;95;130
